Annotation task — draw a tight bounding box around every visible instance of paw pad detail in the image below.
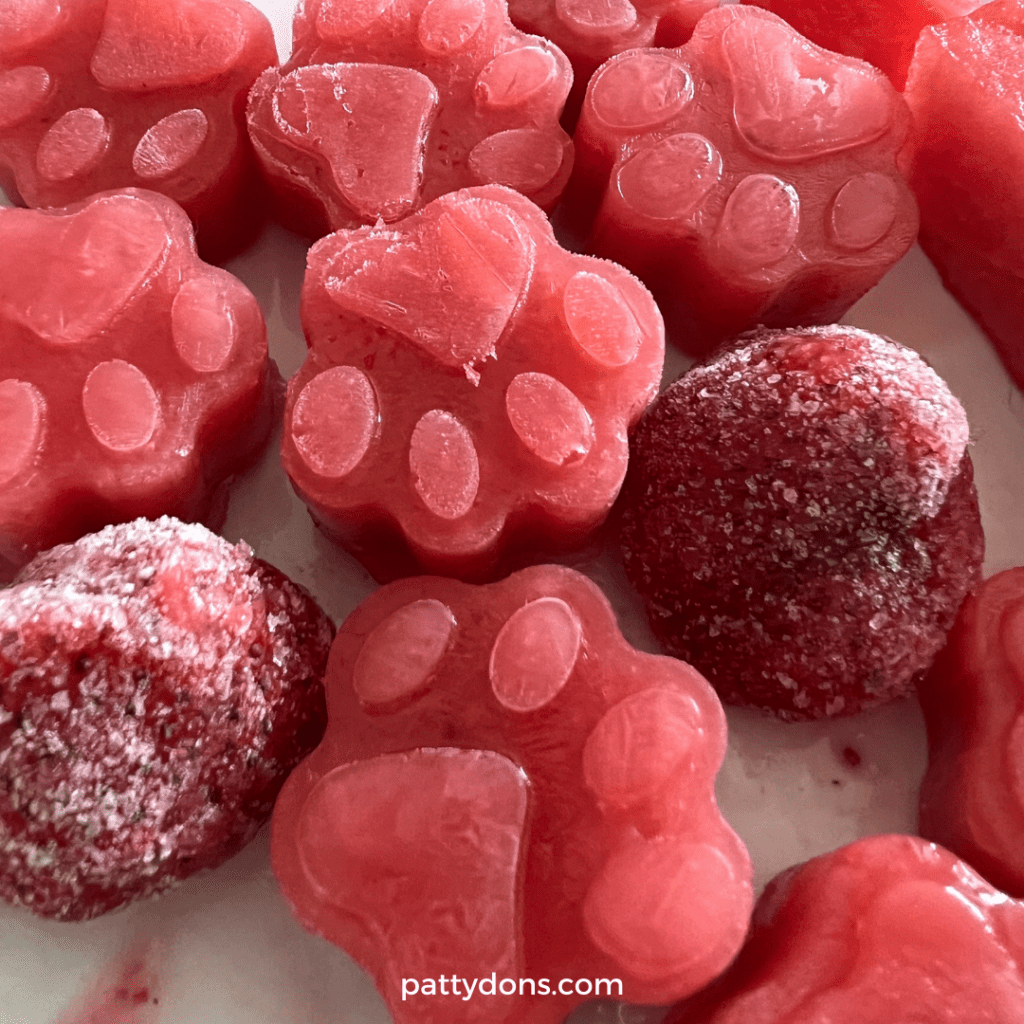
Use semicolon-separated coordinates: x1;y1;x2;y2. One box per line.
272;565;752;1024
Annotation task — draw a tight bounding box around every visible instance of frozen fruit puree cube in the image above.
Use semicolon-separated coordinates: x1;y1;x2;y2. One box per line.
747;0;984;89
568;5;918;356
618;325;984;721
918;567;1024;898
664;835;1024;1024
245;0;574;238
902;0;1024;394
282;184;664;583
506;0;718;126
0;517;334;921
0;0;277;263
0;189;273;582
271;563;752;1024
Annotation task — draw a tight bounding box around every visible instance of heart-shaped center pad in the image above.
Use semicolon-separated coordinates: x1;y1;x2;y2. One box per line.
274;63;438;223
297;748;528;1018
90;0;246;91
722;14;892;161
325;194;533;376
0;194;169;347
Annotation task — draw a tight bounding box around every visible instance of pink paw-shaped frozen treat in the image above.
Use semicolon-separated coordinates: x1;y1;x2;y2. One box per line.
272;564;753;1024
0;0;277;262
903;1;1024;395
618;326;984;721
246;0;573;239
664;834;1024;1024
507;0;718;126
282;184;664;582
918;567;1024;898
568;5;917;356
0;517;333;921
0;189;273;582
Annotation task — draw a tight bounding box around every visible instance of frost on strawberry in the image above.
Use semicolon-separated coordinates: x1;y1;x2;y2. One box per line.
0;517;333;922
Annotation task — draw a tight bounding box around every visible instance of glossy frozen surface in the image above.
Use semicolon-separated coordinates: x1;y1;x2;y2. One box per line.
5;2;1024;1022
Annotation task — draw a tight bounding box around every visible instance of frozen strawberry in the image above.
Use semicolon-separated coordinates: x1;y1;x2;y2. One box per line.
747;0;983;89
0;189;273;583
903;0;1024;394
0;517;333;922
918;568;1024;898
245;0;573;238
282;184;664;582
0;0;277;262
506;0;718;127
567;5;917;356
272;564;752;1024
618;325;984;721
664;835;1024;1024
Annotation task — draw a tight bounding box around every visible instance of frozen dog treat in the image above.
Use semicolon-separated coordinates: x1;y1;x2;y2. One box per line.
0;189;273;582
0;0;277;262
246;0;573;238
0;517;333;921
282;185;664;582
272;564;752;1024
618;325;984;720
569;5;917;355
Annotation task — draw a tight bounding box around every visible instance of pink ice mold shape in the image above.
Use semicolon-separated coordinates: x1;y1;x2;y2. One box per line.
281;184;664;583
918;568;1024;899
272;564;753;1024
567;5;918;357
245;0;574;239
0;189;272;582
664;835;1024;1024
506;0;718;126
0;0;277;263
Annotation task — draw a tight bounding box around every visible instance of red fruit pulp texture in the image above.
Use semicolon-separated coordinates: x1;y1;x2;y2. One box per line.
568;5;918;356
282;184;664;583
664;835;1024;1024
506;0;718;127
0;189;274;582
272;564;752;1024
618;325;985;721
747;0;984;89
0;517;334;922
246;0;573;239
918;568;1024;898
902;0;1024;395
0;0;277;263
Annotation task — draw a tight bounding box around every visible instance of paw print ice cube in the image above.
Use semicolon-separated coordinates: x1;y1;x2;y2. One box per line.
272;564;753;1024
282;184;664;582
568;5;918;356
246;0;574;238
0;0;277;263
665;835;1024;1024
0;189;272;581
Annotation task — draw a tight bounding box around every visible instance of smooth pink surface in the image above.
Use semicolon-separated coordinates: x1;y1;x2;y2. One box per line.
0;0;277;262
665;835;1024;1023
568;5;918;356
282;185;664;582
903;1;1024;395
272;564;752;1024
0;189;272;581
918;568;1024;898
246;0;573;238
748;0;983;89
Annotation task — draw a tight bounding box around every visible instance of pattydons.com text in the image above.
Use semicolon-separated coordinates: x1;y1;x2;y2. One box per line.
401;975;623;1002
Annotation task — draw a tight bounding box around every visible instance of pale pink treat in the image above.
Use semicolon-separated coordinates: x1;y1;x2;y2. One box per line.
245;0;574;238
0;0;278;263
567;5;917;356
0;189;273;582
282;184;664;582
